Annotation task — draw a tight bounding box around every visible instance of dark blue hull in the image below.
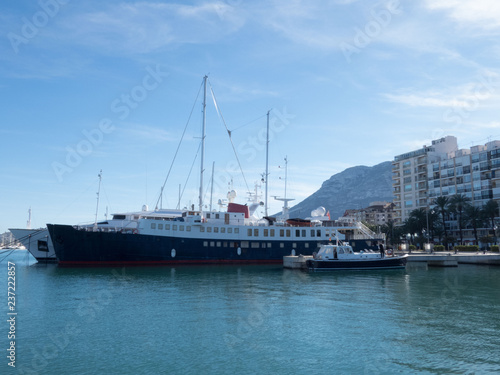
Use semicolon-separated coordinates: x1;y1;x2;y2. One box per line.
48;224;320;266
306;257;407;271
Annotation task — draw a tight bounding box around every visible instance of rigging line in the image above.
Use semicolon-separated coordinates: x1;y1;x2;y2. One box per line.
155;79;204;210
180;141;202;208
230;114;267;132
208;80;251;195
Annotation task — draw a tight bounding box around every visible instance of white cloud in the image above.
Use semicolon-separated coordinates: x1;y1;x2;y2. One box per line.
425;0;500;30
56;2;246;54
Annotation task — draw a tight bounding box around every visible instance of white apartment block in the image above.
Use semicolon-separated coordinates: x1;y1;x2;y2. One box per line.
393;136;500;230
392;136;460;224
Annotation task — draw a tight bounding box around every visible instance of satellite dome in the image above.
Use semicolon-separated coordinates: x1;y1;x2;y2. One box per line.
311;206;326;217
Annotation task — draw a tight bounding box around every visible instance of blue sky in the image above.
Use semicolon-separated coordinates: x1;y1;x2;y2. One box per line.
1;0;500;233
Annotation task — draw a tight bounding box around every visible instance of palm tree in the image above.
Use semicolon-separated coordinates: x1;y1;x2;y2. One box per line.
448;194;471;245
464;205;484;244
482;200;499;239
434;196;449;239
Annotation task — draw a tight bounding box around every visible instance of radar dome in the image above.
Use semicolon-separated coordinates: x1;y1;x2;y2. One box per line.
311;206;326;217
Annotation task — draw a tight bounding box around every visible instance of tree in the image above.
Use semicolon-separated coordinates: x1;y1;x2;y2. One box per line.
482;200;499;239
464;205;484;244
434;196;450;239
448;194;471;245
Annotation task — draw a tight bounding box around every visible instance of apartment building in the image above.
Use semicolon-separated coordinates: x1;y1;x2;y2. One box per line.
392;135;500;240
392;136;459;224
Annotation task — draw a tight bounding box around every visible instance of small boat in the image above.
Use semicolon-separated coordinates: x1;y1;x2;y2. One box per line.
306;243;407;271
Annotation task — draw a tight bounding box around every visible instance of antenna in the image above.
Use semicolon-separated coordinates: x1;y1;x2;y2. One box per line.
274;156;294;220
94;170;102;230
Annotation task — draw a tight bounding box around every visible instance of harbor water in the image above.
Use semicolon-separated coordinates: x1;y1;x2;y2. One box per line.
2;250;500;374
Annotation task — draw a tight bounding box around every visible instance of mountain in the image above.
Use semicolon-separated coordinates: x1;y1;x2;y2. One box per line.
286;161;393;220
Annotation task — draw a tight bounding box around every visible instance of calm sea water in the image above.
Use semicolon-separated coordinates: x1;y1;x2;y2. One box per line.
1;250;500;375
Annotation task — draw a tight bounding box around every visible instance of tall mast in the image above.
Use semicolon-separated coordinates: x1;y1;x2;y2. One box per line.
209;161;215;212
27;207;32;229
199;75;207;214
265;110;270;217
94;170;102;230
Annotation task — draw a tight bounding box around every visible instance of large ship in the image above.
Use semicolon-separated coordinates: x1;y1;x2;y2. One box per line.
9;228;56;262
47;76;383;266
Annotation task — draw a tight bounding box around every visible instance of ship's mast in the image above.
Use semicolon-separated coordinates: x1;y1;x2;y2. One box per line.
199;75;207;214
27;207;32;229
264;110;270;217
94;170;102;230
274;156;294;220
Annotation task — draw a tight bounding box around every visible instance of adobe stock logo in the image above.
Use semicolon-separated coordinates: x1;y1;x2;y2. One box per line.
7;0;69;54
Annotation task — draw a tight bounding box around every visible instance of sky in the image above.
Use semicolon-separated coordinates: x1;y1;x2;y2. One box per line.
1;0;500;233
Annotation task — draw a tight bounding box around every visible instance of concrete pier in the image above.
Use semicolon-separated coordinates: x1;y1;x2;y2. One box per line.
283;255;313;269
404;252;500;266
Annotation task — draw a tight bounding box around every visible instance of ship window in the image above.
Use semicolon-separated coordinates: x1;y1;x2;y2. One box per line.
270;229;275;237
203;241;208;247
241;241;249;248
158;224;163;230
251;242;259;248
286;229;291;237
280;243;284;248
293;243;297;248
179;225;184;231
234;228;239;234
210;241;215;247
228;228;233;234
214;227;219;233
280;229;284;237
221;227;225;233
113;215;126;220
305;243;309;248
173;225;177;231
296;230;300;237
254;229;258;236
207;227;212;233
264;229;269;237
317;230;321;237
223;242;228;247
217;241;221;247
262;243;266;248
200;227;205;232
186;226;191;232
302;230;306;237
206;213;211;219
268;243;272;248
165;224;170;230
216;214;220;219
311;230;315;237
248;229;252;236
151;223;156;229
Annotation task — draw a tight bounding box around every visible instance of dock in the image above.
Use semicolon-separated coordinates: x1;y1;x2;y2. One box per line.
283;255;313;269
405;252;500;266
